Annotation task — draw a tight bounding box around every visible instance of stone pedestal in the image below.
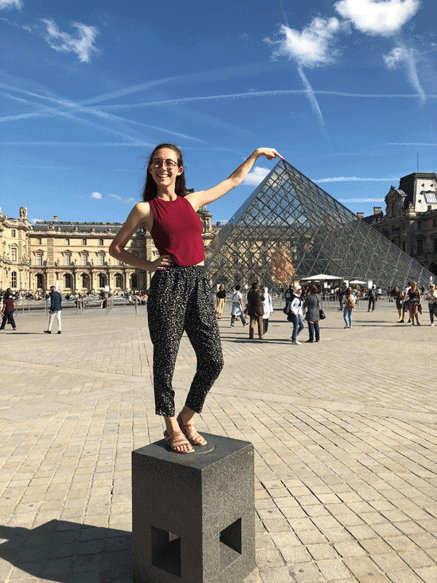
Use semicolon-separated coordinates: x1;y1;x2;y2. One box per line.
132;433;255;583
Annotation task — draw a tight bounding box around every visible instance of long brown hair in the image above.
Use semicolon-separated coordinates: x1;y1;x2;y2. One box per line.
141;143;187;202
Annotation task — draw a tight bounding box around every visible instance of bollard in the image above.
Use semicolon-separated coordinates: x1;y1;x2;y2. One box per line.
132;433;255;583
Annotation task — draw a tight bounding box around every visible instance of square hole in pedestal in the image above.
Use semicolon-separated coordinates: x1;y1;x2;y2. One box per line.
151;526;181;578
220;518;242;571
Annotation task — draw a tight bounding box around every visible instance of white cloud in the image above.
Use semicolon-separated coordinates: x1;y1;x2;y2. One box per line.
41;18;99;63
334;0;420;37
109;194;122;200
316;177;397;183
0;0;22;9
384;45;426;101
91;192;102;199
242;167;270;186
266;18;348;68
31;218;44;224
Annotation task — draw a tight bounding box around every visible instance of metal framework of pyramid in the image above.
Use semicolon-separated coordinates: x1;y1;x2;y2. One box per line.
206;159;435;291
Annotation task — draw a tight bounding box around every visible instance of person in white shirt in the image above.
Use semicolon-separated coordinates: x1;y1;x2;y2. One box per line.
290;287;305;344
262;287;273;336
230;285;249;327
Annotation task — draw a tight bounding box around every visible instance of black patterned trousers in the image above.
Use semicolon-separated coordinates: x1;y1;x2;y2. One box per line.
147;265;224;417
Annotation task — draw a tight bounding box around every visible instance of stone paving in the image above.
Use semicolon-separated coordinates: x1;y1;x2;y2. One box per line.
0;300;436;583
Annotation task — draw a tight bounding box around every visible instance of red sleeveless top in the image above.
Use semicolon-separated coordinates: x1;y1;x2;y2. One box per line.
148;195;205;267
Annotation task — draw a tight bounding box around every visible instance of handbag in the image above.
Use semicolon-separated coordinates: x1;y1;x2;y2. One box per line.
319;309;326;320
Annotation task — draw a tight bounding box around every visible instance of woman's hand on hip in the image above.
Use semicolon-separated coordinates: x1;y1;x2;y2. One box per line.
150;254;173;272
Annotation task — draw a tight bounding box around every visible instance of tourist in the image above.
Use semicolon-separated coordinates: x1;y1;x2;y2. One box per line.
230;285;248;328
391;287;404;322
216;284;226;319
44;285;62;334
289;286;305;344
343;287;355;328
109;143;282;453
304;285;321;342
247;282;264;339
424;284;437;326
0;291;16;331
367;286;377;312
262;286;273;336
407;281;421;326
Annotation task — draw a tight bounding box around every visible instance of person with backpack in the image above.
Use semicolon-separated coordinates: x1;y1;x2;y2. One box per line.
368;286;377;312
343;287;355;328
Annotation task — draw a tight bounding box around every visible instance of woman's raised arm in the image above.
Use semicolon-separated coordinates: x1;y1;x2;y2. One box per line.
186;148;283;211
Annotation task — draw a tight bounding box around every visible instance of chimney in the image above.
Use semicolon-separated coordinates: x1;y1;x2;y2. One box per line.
53;216;58;222
357;212;364;219
216;222;221;227
373;207;382;215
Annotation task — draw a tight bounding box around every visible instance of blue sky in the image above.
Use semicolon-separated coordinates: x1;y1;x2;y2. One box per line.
1;0;437;226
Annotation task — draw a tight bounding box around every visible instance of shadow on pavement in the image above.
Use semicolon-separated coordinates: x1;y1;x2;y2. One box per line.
0;520;131;582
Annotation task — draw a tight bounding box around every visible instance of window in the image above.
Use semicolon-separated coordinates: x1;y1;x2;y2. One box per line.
99;239;104;246
36;253;43;266
131;273;138;288
65;253;71;266
99;254;104;266
36;274;43;288
417;221;422;230
99;274;106;287
11;229;16;237
417;239;424;255
82;274;88;288
402;241;406;252
37;238;42;245
65;274;72;288
115;274;123;288
11;271;17;287
82;253;87;266
83;239;87;246
65;238;70;246
11;248;17;261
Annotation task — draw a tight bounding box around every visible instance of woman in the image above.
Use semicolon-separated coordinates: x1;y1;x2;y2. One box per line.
230;285;248;328
262;286;273;336
303;285;321;342
407;281;421;326
343;287;355;328
109;143;282;453
391;287;404;322
290;286;304;344
216;284;226;319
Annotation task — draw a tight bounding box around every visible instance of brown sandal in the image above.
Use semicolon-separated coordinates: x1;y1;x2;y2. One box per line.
177;415;207;447
164;430;194;454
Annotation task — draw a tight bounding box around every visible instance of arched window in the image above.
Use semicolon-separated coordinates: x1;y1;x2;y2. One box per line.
99;274;106;288
36;274;43;288
131;273;138;289
82;274;88;288
11;271;17;288
65;274;72;288
115;274;123;288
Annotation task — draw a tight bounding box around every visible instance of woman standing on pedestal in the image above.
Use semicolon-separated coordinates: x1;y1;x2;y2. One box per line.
110;143;282;453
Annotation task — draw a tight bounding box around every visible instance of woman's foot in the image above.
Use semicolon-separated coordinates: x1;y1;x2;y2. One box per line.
164;430;194;454
177;413;207;446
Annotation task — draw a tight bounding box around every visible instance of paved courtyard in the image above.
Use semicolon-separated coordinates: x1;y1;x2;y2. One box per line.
0;300;436;583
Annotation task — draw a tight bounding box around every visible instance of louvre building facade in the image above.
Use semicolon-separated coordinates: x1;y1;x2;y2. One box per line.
0;206;213;293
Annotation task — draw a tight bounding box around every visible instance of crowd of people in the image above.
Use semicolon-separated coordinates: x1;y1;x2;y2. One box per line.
215;278;437;344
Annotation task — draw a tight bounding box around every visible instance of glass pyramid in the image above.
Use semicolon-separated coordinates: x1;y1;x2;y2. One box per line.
206;159;435;291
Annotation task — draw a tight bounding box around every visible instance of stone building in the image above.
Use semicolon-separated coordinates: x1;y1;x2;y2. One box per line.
0;206;214;293
362;172;437;276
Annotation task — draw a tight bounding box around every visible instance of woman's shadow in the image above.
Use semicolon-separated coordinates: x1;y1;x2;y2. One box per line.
0;520;131;582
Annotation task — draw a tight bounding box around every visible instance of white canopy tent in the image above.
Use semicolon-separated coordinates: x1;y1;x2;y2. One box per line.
300;274;341;281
